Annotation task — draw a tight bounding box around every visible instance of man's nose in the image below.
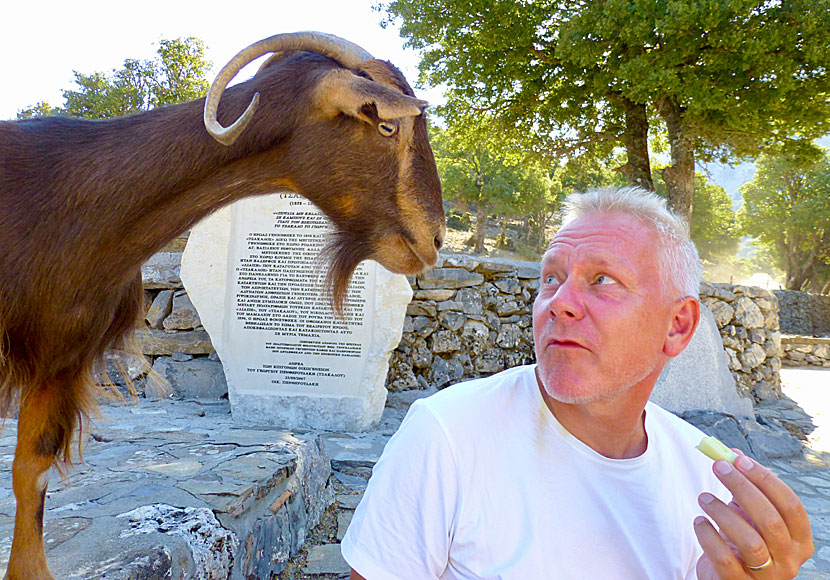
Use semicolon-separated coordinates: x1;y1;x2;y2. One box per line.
548;279;585;320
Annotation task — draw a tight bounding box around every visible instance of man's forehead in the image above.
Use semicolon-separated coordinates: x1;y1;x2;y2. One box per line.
542;213;656;266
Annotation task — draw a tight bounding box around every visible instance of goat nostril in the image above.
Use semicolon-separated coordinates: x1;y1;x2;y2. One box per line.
434;234;444;250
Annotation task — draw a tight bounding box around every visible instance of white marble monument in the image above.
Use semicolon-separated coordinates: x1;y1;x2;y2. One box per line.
181;193;412;431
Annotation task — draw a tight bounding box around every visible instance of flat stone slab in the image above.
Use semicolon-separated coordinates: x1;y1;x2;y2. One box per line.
0;399;333;580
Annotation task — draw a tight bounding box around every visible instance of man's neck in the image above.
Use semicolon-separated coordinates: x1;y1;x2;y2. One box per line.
536;370;659;459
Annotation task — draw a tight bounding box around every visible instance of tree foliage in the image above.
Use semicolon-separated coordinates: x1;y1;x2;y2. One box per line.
431;116;559;253
380;0;830;220
17;37;211;120
740;142;830;292
16;101;64;119
653;168;740;262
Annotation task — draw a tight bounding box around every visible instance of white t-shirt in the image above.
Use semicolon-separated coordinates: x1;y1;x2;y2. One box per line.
341;364;731;580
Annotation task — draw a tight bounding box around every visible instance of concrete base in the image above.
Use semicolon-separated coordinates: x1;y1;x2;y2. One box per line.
229;390;387;433
0;399;333;580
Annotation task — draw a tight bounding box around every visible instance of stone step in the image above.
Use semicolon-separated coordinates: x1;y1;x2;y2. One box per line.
302;543;351;577
0;399;333;579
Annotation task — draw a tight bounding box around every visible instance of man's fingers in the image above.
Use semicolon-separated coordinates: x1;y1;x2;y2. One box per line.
732;455;813;548
712;460;792;557
694;516;747;578
699;493;772;572
728;500;758;530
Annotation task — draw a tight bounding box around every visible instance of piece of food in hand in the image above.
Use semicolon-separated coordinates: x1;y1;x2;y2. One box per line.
696;436;739;464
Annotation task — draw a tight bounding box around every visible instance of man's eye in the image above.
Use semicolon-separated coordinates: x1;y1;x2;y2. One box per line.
595;274;617;285
544;274;559;285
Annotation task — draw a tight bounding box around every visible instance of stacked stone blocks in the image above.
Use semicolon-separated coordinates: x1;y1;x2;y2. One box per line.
780;336;830;367
774;289;830;367
387;256;785;403
133;250;790;405
698;282;782;401
387;254;539;391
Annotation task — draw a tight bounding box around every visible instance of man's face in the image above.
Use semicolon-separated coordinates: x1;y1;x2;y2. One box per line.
532;212;676;405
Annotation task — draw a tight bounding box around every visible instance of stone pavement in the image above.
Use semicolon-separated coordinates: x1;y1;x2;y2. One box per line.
0;399;334;579
0;368;827;578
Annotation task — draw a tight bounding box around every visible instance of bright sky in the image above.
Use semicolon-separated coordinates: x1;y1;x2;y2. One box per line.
0;0;441;121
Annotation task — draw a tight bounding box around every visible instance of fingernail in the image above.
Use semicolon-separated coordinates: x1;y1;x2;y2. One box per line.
699;492;715;505
736;455;754;471
694;516;708;526
714;460;733;475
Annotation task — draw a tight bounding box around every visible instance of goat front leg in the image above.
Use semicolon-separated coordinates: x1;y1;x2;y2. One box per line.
5;383;74;580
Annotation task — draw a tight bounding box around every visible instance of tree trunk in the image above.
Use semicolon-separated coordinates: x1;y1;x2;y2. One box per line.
534;211;548;251
619;99;654;191
522;215;532;242
474;201;489;255
656;97;695;223
496;214;509;248
786;272;809;291
783;235;817;292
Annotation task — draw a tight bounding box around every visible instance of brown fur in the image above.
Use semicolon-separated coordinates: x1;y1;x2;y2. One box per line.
0;49;443;579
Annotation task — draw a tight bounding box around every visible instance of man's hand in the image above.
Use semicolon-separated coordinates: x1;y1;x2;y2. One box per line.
694;451;814;579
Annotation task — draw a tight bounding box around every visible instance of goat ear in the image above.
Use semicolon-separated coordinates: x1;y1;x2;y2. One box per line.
316;69;427;122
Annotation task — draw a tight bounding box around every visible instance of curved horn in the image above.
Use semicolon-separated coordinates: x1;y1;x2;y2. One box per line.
204;31;375;146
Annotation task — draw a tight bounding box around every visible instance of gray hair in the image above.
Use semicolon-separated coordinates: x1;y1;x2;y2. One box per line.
559;186;701;300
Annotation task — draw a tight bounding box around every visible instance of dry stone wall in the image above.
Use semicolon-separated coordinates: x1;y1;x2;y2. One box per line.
698;282;782;401
387;254;539;391
774;290;830;336
132;251;785;404
781;336;830;367
387;256;784;403
773;289;830;367
121;251;227;400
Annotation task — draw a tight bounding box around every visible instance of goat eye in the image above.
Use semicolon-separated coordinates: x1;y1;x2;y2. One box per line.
377;122;397;137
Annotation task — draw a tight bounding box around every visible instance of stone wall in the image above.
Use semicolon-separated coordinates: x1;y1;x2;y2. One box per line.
134;251;784;404
774;290;830;337
128;251;228;399
698;282;781;401
386;254;539;391
386;255;784;402
781;335;830;367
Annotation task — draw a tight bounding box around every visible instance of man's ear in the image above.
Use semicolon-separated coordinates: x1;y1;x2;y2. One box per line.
663;297;700;358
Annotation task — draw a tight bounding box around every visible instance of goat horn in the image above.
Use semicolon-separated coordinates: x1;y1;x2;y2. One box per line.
204;31;375;146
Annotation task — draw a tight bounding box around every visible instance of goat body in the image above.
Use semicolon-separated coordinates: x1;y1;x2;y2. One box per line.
0;36;444;579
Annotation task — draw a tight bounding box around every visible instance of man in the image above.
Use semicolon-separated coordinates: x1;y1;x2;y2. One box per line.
342;187;813;579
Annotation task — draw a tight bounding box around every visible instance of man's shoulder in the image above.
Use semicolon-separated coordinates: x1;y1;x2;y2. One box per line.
416;364;538;428
645;401;708;444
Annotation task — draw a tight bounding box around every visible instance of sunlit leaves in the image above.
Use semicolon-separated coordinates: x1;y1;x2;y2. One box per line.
739;143;830;290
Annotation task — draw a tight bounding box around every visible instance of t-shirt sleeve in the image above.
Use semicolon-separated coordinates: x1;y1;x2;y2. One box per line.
341;399;460;580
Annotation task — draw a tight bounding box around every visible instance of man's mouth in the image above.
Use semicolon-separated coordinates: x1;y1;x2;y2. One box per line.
549;338;588;351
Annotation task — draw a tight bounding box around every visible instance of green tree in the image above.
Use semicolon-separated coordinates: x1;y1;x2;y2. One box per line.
504;161;559;253
380;0;830;222
19;37;211;120
16;101;64;119
432;119;530;253
653;168;740;262
739;143;830;292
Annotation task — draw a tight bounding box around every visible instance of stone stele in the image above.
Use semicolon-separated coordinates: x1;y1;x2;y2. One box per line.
181;193;412;431
650;304;754;417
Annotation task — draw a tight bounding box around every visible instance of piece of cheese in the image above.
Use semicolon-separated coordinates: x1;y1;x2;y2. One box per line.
696;436;739;464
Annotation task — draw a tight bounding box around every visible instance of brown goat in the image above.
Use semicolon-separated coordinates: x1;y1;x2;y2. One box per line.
0;32;444;579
